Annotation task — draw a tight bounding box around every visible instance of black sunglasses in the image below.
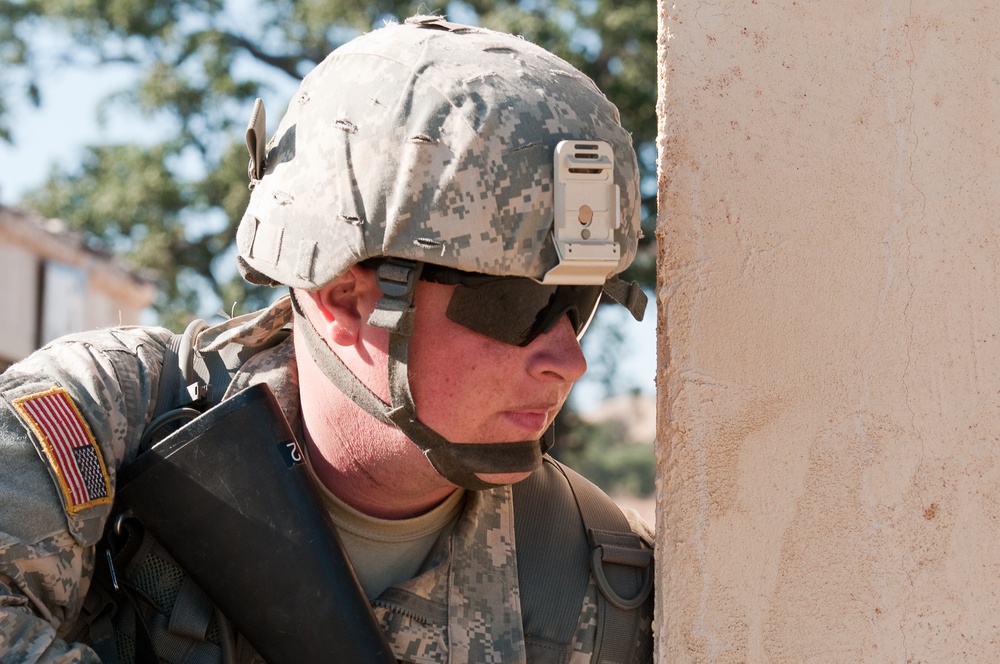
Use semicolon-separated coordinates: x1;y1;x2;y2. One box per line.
365;260;603;347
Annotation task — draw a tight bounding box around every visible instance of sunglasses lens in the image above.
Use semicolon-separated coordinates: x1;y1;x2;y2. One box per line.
445;279;602;346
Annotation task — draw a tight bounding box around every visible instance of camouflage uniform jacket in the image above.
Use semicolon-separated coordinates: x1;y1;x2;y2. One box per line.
0;296;652;663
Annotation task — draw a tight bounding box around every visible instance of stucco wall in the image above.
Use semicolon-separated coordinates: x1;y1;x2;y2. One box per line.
655;1;1000;661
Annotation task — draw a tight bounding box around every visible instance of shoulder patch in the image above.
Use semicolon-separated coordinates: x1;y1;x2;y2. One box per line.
12;387;112;514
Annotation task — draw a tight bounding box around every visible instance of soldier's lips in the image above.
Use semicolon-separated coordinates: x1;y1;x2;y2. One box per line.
501;408;555;435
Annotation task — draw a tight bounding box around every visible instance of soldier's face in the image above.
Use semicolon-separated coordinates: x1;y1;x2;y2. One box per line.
303;265;588;490
406;279;587;484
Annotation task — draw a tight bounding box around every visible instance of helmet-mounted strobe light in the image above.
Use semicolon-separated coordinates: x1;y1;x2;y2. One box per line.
542;140;621;286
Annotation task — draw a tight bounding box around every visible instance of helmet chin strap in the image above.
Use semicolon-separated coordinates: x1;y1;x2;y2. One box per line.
289;261;550;492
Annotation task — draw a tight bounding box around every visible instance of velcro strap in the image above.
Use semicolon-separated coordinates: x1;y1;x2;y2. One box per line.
368;300;415;335
589;529;653;568
368;260;421;334
587;527;653;613
168;576;215;641
184;643;224;664
603;277;647;322
150;612;222;664
375;260;418;296
245;97;266;187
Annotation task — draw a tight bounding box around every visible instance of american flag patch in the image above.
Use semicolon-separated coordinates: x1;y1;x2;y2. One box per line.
13;387;111;514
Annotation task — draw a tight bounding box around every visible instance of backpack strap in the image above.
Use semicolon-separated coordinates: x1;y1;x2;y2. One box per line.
514;457;591;661
513;457;654;663
142;319;242;450
142;320;210;451
153;321;209;410
563;464;654;663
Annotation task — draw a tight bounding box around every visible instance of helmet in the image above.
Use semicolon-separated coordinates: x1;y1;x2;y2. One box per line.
236;16;646;490
237;15;641;289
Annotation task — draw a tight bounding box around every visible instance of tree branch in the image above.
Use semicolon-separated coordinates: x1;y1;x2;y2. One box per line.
218;31;309;79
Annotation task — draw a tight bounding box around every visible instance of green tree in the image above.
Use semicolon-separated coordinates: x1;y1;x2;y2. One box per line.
552;404;656;497
1;0;656;330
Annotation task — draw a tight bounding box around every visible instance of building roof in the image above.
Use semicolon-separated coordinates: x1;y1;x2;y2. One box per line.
0;204;157;300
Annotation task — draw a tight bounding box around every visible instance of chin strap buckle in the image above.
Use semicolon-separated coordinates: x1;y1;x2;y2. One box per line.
369;259;422;336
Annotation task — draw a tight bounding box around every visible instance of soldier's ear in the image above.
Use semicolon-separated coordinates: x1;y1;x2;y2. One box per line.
311;265;379;347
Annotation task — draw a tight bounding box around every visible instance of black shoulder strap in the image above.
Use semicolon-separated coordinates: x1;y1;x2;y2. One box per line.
142;319;238;449
142;320;210;449
149;323;197;419
513;457;654;663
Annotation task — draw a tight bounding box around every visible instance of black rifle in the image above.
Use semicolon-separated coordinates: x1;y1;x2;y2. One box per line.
117;383;395;663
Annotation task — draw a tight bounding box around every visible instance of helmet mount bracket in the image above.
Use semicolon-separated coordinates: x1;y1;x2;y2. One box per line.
541;140;621;286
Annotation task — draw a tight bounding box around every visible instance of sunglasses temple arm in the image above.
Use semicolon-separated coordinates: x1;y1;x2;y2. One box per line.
602;277;647;322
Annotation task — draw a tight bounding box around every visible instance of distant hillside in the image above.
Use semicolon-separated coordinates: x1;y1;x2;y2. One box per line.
580;393;655;444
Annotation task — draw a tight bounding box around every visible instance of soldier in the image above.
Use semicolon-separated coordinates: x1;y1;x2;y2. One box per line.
0;15;653;663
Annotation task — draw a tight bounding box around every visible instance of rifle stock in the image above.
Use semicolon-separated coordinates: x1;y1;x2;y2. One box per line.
117;383;395;663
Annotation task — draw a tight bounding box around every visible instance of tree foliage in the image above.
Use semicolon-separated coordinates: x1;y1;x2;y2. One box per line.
552;406;656;497
1;0;656;330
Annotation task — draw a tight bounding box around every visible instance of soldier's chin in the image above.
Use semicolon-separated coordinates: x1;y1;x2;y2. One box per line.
475;471;534;486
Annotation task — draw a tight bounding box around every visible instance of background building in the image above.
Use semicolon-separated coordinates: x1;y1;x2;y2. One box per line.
0;205;156;371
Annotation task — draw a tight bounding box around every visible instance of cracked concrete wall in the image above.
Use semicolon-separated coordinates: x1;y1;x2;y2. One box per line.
655;1;1000;661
